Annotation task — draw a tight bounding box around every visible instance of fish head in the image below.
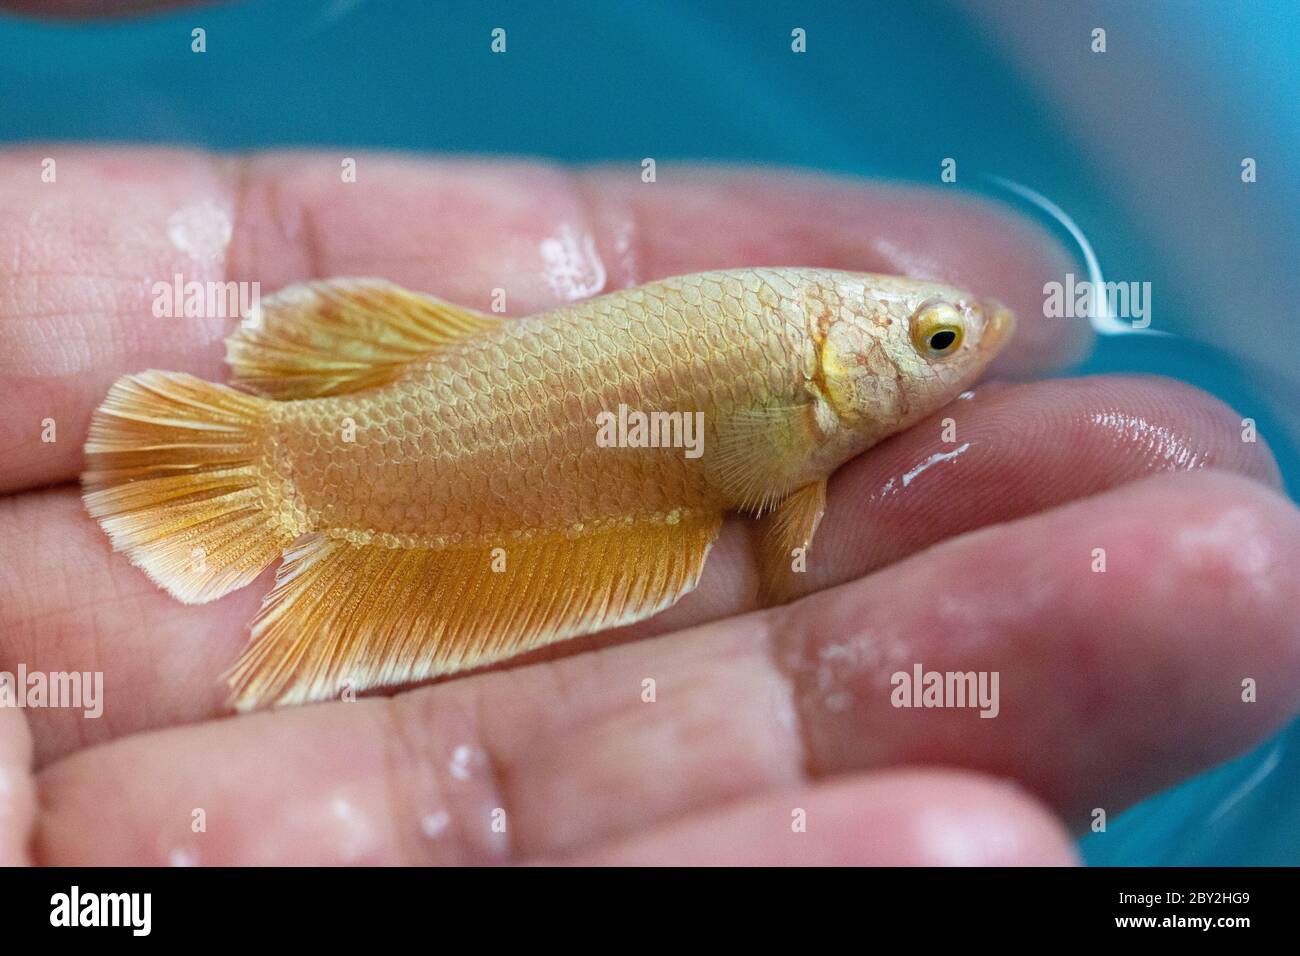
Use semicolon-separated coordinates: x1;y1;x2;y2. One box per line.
815;273;1015;430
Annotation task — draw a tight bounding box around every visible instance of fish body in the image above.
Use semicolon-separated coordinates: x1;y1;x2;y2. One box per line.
83;268;1013;708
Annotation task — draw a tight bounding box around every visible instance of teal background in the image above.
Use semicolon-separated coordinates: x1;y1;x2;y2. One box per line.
1;0;1297;864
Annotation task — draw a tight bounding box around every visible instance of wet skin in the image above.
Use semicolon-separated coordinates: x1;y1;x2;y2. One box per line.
1;153;1298;865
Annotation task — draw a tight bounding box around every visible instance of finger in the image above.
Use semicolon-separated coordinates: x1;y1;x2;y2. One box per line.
2;374;1280;763
0;708;36;866
32;699;1071;867
0;485;268;763
0;148;1086;493
0;1;191;17
798;371;1283;582
560;770;1078;866
34;471;1300;863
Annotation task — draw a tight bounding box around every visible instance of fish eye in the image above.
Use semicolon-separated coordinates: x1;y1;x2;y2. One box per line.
910;301;965;360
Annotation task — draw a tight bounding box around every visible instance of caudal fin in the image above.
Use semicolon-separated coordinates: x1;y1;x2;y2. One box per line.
82;371;297;604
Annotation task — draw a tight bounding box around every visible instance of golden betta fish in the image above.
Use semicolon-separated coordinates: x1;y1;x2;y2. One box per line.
82;268;1014;709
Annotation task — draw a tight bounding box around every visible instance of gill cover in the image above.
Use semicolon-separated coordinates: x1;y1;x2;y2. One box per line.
812;310;908;426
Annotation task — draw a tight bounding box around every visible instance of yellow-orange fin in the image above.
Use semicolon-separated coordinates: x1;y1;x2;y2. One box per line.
224;509;723;710
226;277;499;399
758;478;827;605
82;371;296;604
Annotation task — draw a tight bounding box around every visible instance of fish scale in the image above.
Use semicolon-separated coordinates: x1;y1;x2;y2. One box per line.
266;269;819;543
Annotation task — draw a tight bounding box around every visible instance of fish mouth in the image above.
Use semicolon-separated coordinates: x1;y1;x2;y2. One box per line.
976;299;1015;353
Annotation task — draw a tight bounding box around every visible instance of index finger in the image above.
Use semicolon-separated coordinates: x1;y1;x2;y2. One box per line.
0;148;1088;494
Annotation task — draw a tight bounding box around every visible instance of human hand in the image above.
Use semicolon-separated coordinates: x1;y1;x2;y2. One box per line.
1;151;1296;865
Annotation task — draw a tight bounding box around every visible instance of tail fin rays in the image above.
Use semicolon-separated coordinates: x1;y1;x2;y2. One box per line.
82;371;296;604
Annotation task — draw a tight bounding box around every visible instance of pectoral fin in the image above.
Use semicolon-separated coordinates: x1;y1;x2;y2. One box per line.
707;401;824;515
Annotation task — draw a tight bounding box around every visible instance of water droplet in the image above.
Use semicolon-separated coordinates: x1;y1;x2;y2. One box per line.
167;846;199;867
901;442;972;489
167;200;232;262
540;224;606;300
421;810;451;839
329;796;378;863
1088;412;1202;470
448;744;487;781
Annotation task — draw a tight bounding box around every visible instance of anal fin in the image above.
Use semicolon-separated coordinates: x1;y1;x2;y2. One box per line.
225;509;723;710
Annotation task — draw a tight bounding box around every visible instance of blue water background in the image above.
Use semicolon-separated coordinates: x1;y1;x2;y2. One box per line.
1;0;1297;864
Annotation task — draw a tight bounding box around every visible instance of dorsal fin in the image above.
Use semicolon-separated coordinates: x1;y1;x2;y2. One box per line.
226;278;499;399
